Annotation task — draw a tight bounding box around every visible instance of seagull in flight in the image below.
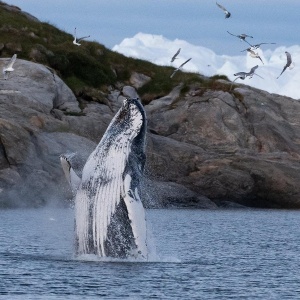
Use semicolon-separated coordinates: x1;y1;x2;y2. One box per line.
227;31;253;46
2;54;17;80
230;65;263;90
233;65;263;82
216;2;231;18
277;51;293;79
171;48;181;63
170;58;192;78
241;42;276;52
246;48;264;65
73;27;90;46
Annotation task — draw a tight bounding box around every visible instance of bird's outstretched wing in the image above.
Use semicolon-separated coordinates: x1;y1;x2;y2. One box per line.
253;73;264;79
286;51;292;66
178;57;192;69
170;69;178;78
253;42;276;48
170;58;191;78
257;56;264;65
248;65;263;79
277;52;292;79
5;54;17;69
216;2;226;11
171;48;181;62
77;35;90;42
216;2;230;18
244;40;253;47
241;47;251;53
73;27;90;42
227;31;238;38
242;42;276;52
248;65;259;75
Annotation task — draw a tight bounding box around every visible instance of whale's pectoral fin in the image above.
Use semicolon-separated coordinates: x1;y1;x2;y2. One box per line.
60;154;81;193
122;173;148;259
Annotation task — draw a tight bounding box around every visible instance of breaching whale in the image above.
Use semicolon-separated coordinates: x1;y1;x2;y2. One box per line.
60;98;148;259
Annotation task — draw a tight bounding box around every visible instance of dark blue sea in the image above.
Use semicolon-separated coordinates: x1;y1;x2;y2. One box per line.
0;208;300;299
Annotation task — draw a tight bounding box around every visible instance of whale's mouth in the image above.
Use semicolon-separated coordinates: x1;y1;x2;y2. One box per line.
113;98;145;137
121;98;143;116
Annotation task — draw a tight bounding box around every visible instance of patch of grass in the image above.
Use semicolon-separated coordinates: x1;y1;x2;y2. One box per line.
2;3;235;105
64;76;87;93
209;74;229;81
201;77;232;93
138;69;174;103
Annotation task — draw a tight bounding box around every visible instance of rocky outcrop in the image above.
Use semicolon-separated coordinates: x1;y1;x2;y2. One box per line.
1;58;300;209
146;83;300;208
1;3;40;22
0;58;90;207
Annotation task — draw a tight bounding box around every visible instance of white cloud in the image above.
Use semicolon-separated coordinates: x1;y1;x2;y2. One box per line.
113;33;300;100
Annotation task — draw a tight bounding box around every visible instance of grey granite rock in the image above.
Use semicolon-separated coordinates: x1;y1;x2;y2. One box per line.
0;58;80;113
130;72;151;89
1;58;300;209
144;84;300;208
122;85;139;99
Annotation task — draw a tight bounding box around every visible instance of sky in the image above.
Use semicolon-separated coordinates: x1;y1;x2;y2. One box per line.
3;1;300;99
3;0;300;55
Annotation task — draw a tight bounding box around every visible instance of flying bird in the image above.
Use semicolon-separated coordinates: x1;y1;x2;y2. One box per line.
246;48;264;65
230;65;263;90
171;48;181;63
277;51;293;79
170;58;192;78
227;31;253;46
233;65;263;82
241;42;276;52
216;2;231;18
2;54;17;80
73;27;90;46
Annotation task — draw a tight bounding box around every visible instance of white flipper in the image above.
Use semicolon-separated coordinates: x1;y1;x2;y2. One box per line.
60;154;81;194
123;174;147;259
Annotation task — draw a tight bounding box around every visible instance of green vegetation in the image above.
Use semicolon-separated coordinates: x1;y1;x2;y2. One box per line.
0;3;236;103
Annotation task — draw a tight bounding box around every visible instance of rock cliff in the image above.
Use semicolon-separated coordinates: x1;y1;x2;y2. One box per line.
1;57;300;209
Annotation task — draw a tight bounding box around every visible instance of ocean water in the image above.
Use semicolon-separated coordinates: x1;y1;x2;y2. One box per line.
0;208;300;299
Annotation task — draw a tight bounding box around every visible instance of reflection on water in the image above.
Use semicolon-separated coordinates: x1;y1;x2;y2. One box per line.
1;208;300;299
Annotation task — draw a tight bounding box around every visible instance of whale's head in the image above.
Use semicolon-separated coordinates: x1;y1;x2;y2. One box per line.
112;98;146;141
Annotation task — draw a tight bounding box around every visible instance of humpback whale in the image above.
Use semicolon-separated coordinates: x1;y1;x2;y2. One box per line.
61;98;148;259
